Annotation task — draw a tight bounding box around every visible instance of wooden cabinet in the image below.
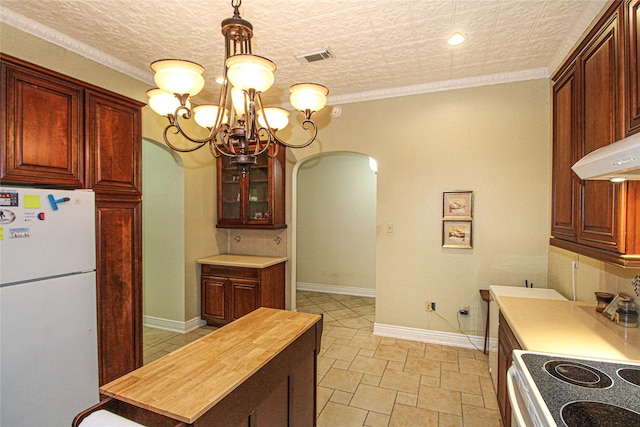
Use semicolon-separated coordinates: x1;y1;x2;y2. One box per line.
578;11;623;251
550;2;640;267
85;90;142;195
217;145;286;229
0;54;144;385
201;262;286;327
497;311;522;427
626;0;640;134
1;57;84;187
95;198;143;385
551;64;579;242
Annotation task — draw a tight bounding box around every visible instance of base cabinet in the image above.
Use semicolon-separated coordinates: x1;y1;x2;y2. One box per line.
497;311;522;427
201;262;285;327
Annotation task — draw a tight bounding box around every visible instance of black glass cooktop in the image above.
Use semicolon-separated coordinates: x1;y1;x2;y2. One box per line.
521;353;640;427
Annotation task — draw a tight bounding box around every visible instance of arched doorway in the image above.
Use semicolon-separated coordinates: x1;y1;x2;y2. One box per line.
291;152;377;313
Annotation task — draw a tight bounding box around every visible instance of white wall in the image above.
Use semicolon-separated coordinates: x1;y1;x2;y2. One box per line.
296;152;377;293
142;139;185;322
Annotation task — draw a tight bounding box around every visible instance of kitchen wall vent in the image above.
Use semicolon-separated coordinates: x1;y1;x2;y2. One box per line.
295;48;334;64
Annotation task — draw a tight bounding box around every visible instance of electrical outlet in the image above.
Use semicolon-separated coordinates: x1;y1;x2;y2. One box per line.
459;304;470;315
425;301;436;312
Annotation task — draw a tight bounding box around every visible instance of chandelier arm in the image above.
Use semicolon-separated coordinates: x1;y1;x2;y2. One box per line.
218;126;239;155
266;136;280;158
208;140;223;158
166;104;223;146
163;126;207;153
270;119;319;149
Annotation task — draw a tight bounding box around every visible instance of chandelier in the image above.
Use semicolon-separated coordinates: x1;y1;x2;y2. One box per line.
146;0;329;175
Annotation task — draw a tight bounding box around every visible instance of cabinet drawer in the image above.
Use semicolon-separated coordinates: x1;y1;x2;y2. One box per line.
201;264;260;279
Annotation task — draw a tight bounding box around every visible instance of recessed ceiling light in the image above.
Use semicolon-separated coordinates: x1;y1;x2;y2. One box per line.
448;32;466;46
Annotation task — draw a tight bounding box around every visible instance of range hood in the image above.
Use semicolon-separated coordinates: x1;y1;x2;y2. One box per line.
572;132;640;181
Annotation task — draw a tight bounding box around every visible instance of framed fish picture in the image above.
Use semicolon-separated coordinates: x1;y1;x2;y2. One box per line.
443;191;473;220
442;220;473;248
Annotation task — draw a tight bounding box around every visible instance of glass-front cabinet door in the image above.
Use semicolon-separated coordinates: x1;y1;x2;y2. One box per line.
216;145;286;229
219;159;241;224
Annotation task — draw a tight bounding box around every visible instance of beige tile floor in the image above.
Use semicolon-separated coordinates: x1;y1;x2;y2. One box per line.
143;291;501;427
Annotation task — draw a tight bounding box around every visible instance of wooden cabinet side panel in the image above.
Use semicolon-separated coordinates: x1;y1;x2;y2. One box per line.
578;14;623;251
1;60;84;186
270;148;286;227
260;262;286;309
551;67;579;241
288;351;317;427
253;378;289;426
626;0;640;133
96;198;143;385
86;90;142;195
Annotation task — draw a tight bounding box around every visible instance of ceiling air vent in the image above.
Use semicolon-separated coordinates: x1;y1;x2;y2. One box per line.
295;48;334;64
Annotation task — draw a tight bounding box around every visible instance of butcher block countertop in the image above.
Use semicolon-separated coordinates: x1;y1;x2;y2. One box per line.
495;296;640;362
197;254;287;268
100;308;321;424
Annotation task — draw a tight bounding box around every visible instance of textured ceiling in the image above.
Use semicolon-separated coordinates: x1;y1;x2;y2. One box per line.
1;0;610;106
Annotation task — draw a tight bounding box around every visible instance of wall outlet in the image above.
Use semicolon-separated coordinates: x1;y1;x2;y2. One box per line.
425;301;436;312
459;304;470;315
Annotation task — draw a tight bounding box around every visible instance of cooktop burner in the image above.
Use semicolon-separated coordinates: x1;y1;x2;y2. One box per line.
544;360;612;389
617;368;640;388
561;401;640;427
518;353;640;427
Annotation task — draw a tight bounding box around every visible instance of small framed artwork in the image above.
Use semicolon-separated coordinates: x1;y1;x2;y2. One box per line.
443;191;473;220
442;220;473;248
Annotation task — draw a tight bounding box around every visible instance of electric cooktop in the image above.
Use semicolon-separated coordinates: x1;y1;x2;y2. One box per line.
518;352;640;426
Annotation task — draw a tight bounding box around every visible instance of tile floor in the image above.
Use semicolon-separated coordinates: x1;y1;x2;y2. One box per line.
143;291;501;427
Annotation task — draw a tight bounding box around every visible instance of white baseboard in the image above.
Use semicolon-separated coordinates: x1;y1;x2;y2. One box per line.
374;322;495;351
143;315;206;334
297;282;376;298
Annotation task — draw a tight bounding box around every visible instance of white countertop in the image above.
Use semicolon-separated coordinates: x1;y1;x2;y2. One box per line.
495;296;640;363
489;285;567;301
197;254;287;269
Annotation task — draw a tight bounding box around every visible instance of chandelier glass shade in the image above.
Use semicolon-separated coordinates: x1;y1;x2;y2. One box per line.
146;0;329;174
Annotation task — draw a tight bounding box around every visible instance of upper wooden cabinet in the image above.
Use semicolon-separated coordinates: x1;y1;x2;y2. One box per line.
551;1;640;267
85;90;142;195
1;56;84;187
551;64;579;243
578;11;623;252
216;145;286;229
626;0;640;134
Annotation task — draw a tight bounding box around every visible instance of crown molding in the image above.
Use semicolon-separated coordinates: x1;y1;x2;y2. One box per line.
1;8;153;84
328;68;549;106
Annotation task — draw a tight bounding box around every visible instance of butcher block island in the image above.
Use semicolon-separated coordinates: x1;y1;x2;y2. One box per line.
74;308;323;427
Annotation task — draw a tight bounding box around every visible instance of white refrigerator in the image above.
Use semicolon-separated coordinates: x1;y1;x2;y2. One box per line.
0;187;99;427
